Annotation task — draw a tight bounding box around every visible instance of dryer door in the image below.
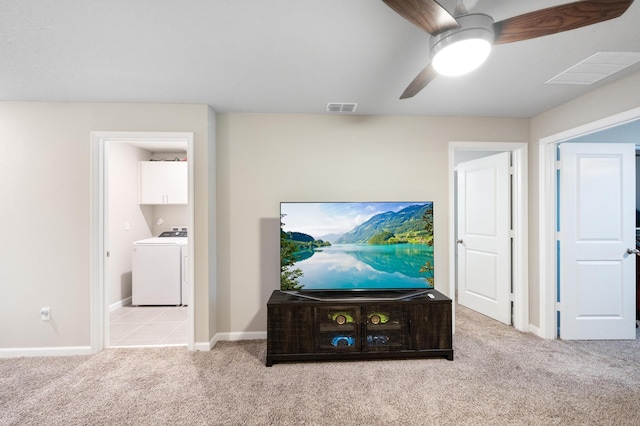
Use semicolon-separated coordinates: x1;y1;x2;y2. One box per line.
132;244;182;306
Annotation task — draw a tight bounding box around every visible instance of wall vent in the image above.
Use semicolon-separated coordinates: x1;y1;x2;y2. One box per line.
326;102;358;113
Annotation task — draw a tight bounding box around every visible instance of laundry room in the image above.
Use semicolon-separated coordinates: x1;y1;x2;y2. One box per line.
106;140;189;347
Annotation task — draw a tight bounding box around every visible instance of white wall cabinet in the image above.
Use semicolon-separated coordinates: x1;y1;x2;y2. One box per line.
139;161;188;205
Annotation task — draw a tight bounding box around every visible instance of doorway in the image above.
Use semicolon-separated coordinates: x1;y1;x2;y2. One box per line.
539;106;640;339
449;142;529;332
90;132;195;353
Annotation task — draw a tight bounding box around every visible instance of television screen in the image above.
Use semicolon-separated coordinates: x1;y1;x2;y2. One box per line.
280;202;434;292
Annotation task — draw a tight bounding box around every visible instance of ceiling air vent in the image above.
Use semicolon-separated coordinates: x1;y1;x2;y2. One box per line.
326;102;358;113
546;51;640;85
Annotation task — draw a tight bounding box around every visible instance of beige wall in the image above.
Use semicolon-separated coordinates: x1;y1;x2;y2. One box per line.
216;114;529;333
531;71;640;141
0;102;215;350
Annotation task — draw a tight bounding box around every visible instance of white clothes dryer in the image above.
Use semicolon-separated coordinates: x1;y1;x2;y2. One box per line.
132;231;188;306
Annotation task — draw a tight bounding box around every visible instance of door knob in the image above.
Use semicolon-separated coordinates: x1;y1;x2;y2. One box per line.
456;239;464;244
626;248;639;255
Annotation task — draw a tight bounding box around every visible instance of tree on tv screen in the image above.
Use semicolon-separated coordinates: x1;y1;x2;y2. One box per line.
420;205;434;286
280;215;304;290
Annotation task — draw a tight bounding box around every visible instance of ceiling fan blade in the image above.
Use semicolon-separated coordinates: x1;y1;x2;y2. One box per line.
382;0;459;35
494;0;634;45
400;63;438;99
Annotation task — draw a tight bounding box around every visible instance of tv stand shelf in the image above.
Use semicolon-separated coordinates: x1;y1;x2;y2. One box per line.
266;290;453;366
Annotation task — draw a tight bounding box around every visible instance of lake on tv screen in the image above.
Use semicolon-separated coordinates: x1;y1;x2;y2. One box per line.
295;244;433;290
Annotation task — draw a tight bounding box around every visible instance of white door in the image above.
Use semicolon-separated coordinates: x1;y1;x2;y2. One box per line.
457;152;511;324
559;143;636;340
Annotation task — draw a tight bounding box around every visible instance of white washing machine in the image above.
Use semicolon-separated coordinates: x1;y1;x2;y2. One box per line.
132;231;188;306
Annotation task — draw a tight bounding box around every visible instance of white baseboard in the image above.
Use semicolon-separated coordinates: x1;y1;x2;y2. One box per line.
216;331;267;341
194;340;214;351
528;324;543;338
1;331;268;357
0;346;93;358
193;331;267;352
109;297;132;312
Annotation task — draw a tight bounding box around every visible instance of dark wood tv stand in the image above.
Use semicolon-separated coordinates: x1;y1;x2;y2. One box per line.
266;289;453;366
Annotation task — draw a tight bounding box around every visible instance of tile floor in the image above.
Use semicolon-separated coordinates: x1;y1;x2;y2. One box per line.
109;306;188;347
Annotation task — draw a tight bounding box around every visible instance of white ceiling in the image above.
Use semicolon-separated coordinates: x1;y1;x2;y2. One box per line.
2;0;640;118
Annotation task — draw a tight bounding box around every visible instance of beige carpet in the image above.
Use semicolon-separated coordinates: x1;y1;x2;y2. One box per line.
2;305;639;425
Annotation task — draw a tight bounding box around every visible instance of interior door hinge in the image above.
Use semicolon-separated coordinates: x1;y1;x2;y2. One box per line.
556;160;561;170
555;302;561;311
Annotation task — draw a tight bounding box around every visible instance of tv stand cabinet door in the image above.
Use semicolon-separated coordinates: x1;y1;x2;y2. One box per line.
267;305;314;355
315;306;361;353
410;302;452;350
362;304;409;352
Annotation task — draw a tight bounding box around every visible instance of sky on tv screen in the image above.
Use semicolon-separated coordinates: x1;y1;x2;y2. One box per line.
281;202;425;239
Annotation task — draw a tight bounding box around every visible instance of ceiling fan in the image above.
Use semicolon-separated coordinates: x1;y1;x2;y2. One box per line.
382;0;635;99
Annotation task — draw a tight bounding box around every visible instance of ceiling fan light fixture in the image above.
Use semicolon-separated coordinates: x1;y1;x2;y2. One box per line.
430;13;494;77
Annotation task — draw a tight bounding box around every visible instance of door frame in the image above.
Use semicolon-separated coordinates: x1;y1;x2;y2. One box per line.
448;141;529;332
538;106;640;339
90;131;195;353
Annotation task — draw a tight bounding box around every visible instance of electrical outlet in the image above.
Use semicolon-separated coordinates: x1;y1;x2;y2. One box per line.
41;307;51;321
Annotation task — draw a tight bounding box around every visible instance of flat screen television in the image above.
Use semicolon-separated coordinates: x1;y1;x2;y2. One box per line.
280;202;434;301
